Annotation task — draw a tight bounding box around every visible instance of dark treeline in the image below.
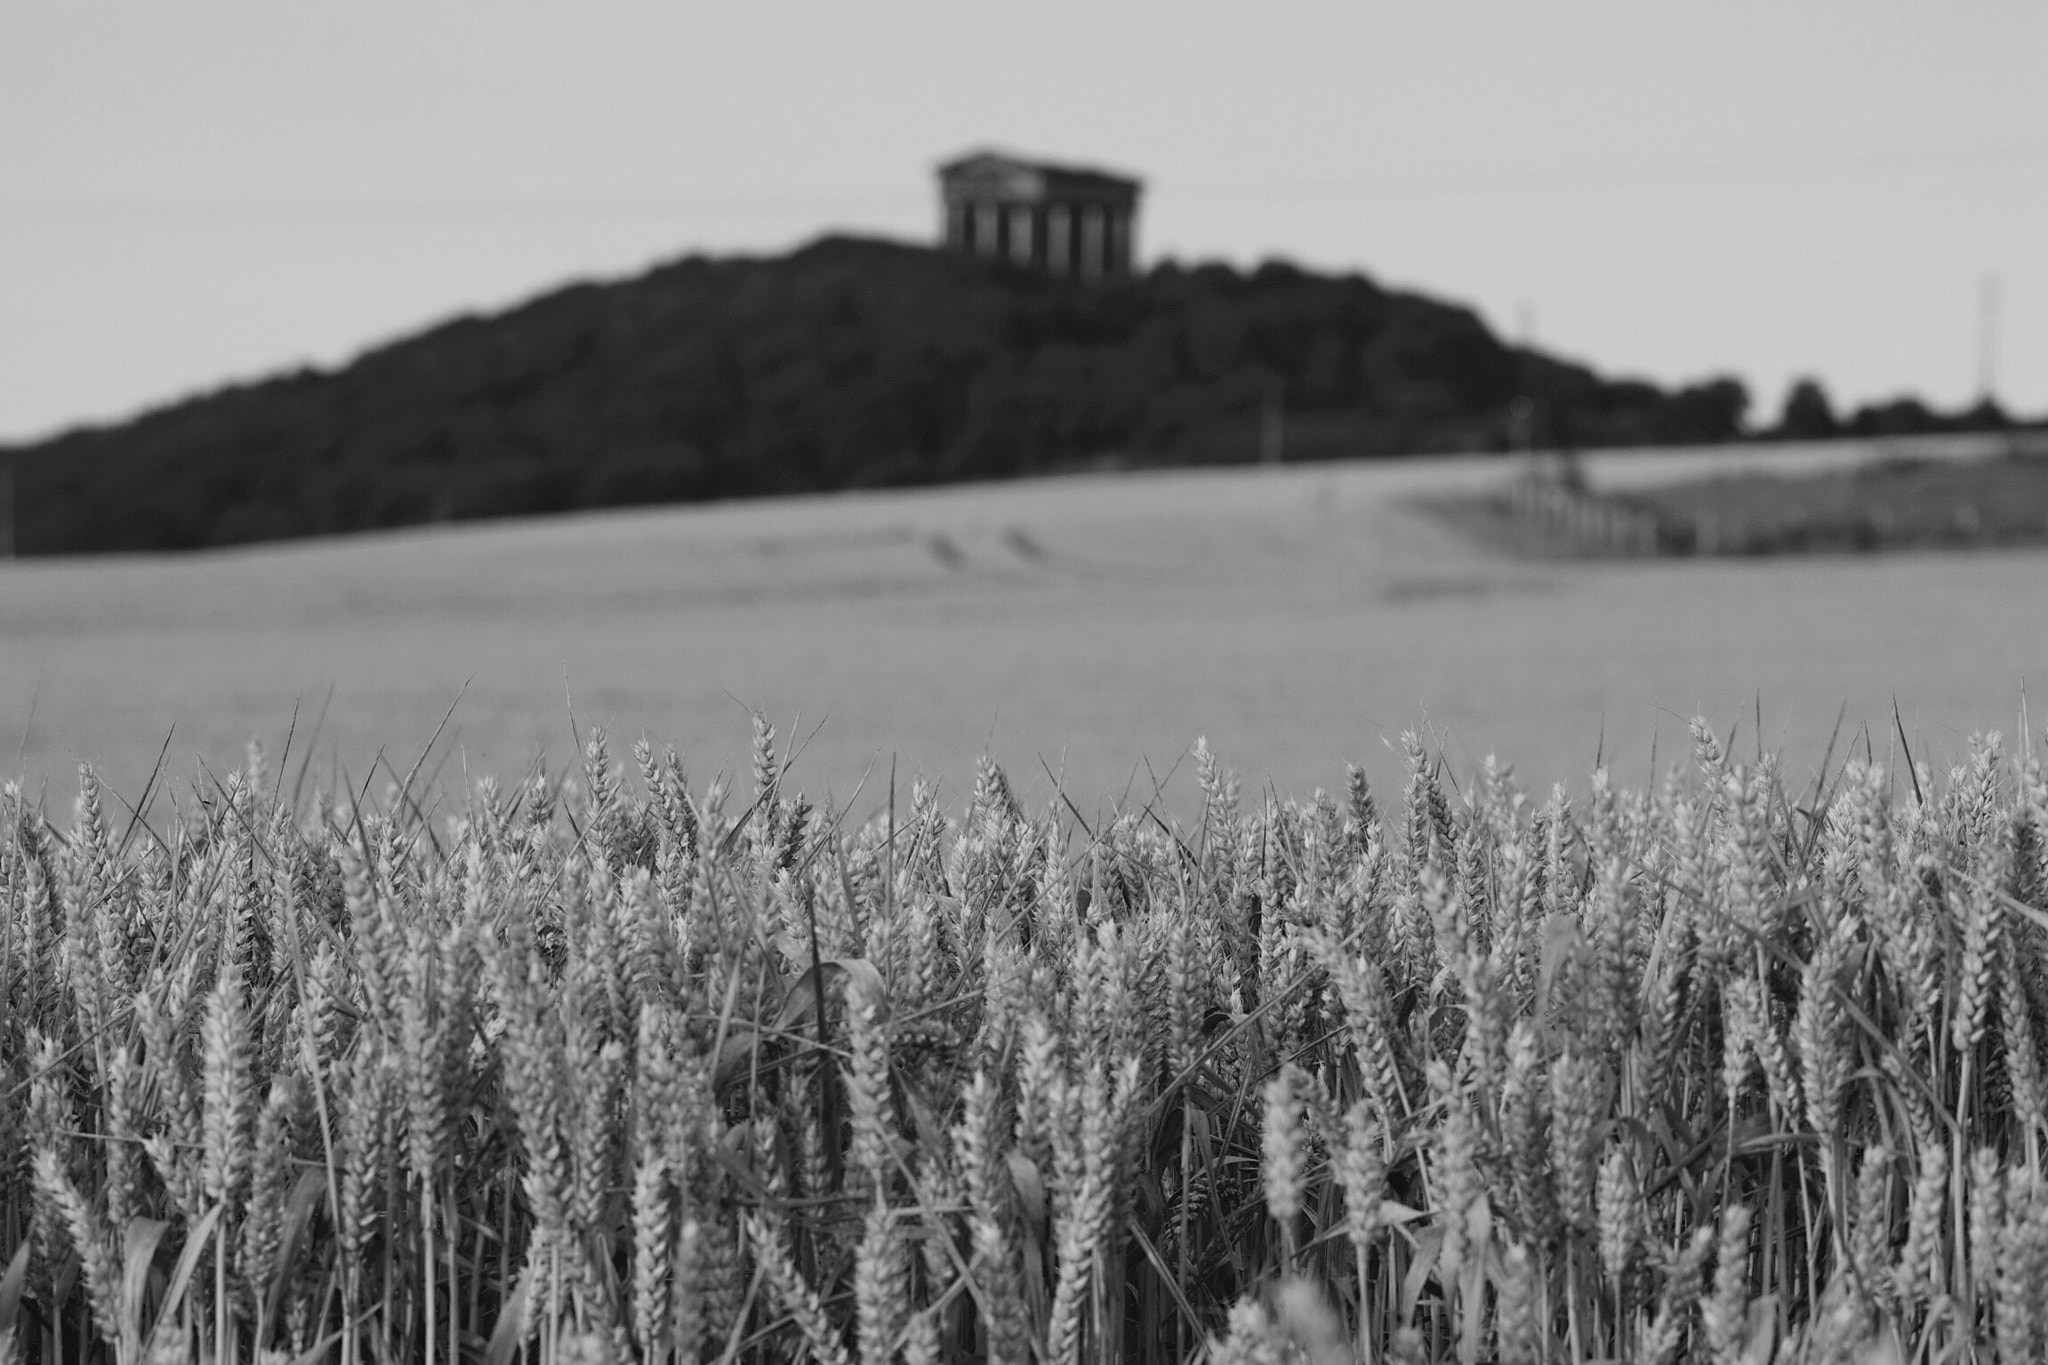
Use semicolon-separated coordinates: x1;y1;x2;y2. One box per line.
3;235;2024;553
1770;375;2019;443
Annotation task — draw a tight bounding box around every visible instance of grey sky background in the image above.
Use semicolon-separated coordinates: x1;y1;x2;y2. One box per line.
3;3;2044;446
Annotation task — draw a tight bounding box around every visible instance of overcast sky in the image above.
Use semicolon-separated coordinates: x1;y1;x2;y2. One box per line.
3;3;2044;444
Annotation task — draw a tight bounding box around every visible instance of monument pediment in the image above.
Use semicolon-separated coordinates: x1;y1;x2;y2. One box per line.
938;152;1049;203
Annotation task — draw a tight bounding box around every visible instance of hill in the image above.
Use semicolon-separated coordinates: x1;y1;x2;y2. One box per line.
2;235;1794;554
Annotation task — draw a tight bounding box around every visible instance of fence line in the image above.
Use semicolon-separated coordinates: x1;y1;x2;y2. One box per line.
1507;474;1662;556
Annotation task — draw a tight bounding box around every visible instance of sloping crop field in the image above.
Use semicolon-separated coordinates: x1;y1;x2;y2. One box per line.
6;446;2048;1362
1628;450;2048;556
2;445;2044;818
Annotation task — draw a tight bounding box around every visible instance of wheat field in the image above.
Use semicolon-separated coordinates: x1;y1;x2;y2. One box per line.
3;444;2044;815
4;709;2048;1364
6;443;2047;1362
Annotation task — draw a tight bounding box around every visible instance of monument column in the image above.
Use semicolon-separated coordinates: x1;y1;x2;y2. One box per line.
1009;205;1035;265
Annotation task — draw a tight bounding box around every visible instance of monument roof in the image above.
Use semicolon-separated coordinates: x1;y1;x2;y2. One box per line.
937;150;1141;205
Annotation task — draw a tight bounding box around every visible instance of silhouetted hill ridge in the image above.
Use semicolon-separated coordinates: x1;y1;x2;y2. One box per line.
3;234;2002;554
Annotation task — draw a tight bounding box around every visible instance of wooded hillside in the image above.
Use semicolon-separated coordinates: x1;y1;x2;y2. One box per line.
9;236;1768;553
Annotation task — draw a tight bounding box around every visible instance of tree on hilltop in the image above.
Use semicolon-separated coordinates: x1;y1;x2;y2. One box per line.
1777;377;1837;439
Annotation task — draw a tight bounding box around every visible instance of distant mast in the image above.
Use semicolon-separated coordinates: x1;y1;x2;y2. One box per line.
1979;272;2001;406
936;150;1143;280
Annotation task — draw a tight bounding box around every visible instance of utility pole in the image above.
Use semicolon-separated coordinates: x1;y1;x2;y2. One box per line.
1260;379;1285;465
1510;396;1537;456
1512;300;1539;470
1979;272;2001;406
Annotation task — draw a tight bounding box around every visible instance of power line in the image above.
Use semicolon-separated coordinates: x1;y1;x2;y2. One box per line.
0;189;927;226
1168;144;2048;204
2;143;2044;225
